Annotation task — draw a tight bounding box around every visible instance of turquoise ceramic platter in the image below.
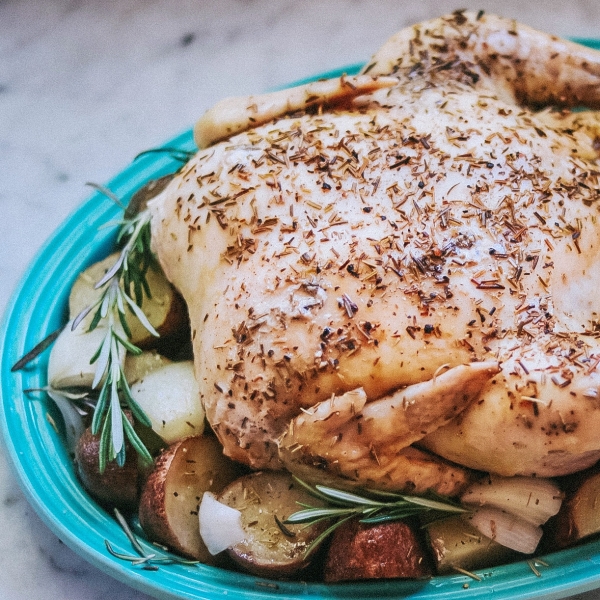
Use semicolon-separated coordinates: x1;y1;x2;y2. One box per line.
3;59;600;600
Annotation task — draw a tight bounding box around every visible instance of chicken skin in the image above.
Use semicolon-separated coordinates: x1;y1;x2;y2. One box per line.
149;11;600;492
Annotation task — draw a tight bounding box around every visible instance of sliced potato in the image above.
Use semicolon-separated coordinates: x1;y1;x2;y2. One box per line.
68;252;188;350
47;320;125;389
425;514;517;575
323;518;432;582
130;361;205;443
139;435;241;562
75;425;141;511
549;470;600;549
217;471;327;578
123;350;172;384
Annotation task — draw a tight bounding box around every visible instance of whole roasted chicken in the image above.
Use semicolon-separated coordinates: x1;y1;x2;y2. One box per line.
150;11;600;495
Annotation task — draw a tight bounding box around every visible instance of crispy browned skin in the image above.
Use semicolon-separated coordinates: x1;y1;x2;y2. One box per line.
323;518;433;582
150;11;600;485
75;426;140;511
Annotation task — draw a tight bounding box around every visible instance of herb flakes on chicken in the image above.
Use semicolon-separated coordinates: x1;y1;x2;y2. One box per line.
149;11;600;494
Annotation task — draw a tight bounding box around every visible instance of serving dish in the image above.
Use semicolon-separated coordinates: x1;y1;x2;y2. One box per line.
4;55;600;599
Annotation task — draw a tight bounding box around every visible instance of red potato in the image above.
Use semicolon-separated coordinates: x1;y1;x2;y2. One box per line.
548;470;600;549
75;426;141;511
216;471;327;578
68;252;189;352
425;514;517;575
323;518;432;582
139;435;241;562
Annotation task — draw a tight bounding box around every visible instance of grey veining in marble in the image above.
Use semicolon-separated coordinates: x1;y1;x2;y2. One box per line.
2;1;600;598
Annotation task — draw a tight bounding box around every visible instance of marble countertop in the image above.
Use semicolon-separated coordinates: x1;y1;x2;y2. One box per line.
2;1;600;598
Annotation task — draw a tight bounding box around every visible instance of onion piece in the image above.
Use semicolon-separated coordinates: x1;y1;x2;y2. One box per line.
47;319;125;389
467;506;543;555
46;388;86;453
199;492;246;555
461;475;562;526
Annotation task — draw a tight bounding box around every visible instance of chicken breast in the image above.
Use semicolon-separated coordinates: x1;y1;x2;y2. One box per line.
149;10;600;486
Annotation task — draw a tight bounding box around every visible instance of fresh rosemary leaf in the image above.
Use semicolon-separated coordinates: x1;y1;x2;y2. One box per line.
87;304;104;333
91;332;112;389
99;407;112;474
362;487;410;500
114;508;147;557
105;540;144;562
140;275;152;302
96;251;126;289
133;278;144;307
86;182;126;209
291;476;341;503
11;327;62;372
286;478;469;556
116;441;126;467
133;147;195;163
109;508;199;570
110;372;124;455
91;382;110;435
399;494;466;513
122;415;153;466
122;292;159;337
116;304;132;338
284;507;357;524
360;508;423;524
99;285;114;318
112;330;143;355
314;485;383;507
119;377;152;428
304;514;357;558
72;302;96;331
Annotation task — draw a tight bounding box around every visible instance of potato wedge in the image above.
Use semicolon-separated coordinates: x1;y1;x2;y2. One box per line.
68;252;188;351
129;361;205;443
323;518;432;582
217;471;327;578
138;435;241;562
123;350;172;384
549;470;600;549
425;514;517;575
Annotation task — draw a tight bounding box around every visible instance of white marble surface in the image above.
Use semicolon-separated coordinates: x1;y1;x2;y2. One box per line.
2;1;600;598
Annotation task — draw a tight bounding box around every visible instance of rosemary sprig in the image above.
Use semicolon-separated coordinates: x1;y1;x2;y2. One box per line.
11;327;62;372
73;201;157;472
108;508;198;570
133;147;196;163
285;477;468;556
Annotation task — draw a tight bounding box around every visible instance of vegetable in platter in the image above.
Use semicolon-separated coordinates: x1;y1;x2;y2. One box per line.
14;8;600;588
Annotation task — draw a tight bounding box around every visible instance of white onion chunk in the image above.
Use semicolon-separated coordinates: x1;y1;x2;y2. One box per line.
461;475;562;526
198;492;246;555
467;506;543;555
